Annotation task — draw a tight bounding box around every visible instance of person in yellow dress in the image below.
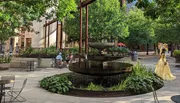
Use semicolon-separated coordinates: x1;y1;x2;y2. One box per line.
155;48;176;80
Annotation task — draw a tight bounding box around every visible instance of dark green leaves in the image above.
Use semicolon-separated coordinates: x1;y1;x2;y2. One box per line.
40;75;73;94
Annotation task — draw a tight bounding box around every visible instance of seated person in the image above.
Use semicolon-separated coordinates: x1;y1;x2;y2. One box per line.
66;52;73;66
56;52;63;67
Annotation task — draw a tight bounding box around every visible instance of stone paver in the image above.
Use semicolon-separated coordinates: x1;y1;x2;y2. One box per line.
0;54;179;103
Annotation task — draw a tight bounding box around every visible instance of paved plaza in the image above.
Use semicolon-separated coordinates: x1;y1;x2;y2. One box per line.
0;54;180;103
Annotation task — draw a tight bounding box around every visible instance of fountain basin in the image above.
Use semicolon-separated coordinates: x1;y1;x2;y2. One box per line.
89;42;114;50
87;55;124;61
69;61;133;76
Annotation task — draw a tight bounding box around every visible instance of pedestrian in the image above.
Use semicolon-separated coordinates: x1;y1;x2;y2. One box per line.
9;45;13;56
15;43;19;56
56;52;63;68
65;52;73;67
155;48;176;80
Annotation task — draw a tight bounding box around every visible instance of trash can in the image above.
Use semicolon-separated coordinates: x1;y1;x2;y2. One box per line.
131;51;138;61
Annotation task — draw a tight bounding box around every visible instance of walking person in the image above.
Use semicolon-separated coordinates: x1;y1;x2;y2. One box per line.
15;43;19;56
155;47;176;80
9;45;13;56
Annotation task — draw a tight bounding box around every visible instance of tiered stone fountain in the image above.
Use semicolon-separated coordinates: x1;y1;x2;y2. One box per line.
69;42;133;76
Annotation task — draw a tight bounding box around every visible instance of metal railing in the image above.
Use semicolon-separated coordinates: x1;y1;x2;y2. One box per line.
151;85;159;103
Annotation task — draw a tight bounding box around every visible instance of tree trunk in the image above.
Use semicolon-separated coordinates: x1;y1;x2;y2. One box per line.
154;43;157;54
171;43;174;57
146;43;149;55
119;0;125;7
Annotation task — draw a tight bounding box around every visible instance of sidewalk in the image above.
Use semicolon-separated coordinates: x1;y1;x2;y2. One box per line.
0;56;179;103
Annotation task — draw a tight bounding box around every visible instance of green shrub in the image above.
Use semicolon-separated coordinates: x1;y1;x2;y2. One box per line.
109;79;128;91
46;46;58;57
20;47;33;57
0;56;12;63
108;47;130;54
173;50;180;57
7;56;11;63
21;46;58;58
30;50;40;55
69;47;79;54
89;49;99;55
124;63;163;93
85;82;104;91
40;75;73;93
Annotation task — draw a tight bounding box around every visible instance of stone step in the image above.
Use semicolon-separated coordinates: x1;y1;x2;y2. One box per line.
0;63;9;71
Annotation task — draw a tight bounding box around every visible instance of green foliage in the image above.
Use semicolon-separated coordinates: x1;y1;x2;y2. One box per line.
173;50;180;57
153;0;180;44
69;47;79;54
40;75;73;93
46;46;58;57
88;49;99;55
88;0;129;41
124;63;163;93
21;47;33;57
30;50;41;56
64;0;129;42
85;82;104;91
21;46;58;58
0;56;12;63
124;8;155;48
108;47;130;55
108;79;128;91
0;0;77;41
56;0;77;21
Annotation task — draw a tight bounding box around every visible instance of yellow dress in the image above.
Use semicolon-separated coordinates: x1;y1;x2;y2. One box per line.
155;54;176;81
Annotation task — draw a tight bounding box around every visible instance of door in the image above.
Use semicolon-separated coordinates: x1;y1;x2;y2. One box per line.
26;38;32;48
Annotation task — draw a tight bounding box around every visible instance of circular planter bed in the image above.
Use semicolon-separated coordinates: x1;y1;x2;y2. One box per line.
65;88;134;97
40;71;164;97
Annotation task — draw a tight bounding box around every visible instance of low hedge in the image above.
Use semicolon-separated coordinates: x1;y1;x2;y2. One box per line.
173;50;180;57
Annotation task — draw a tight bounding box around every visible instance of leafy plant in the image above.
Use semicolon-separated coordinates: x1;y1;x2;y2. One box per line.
21;46;59;58
69;47;79;54
124;63;163;93
40;75;73;94
21;47;33;57
0;56;12;63
109;79;128;91
30;50;40;56
85;82;104;91
173;50;180;57
46;46;58;57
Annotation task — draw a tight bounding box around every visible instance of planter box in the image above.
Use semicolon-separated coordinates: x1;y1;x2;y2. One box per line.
10;57;38;68
10;57;55;68
39;58;55;68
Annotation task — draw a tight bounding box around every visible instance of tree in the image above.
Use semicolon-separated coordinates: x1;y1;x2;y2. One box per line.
0;0;77;42
64;0;129;42
64;12;80;42
124;8;155;49
0;1;48;42
154;0;180;44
